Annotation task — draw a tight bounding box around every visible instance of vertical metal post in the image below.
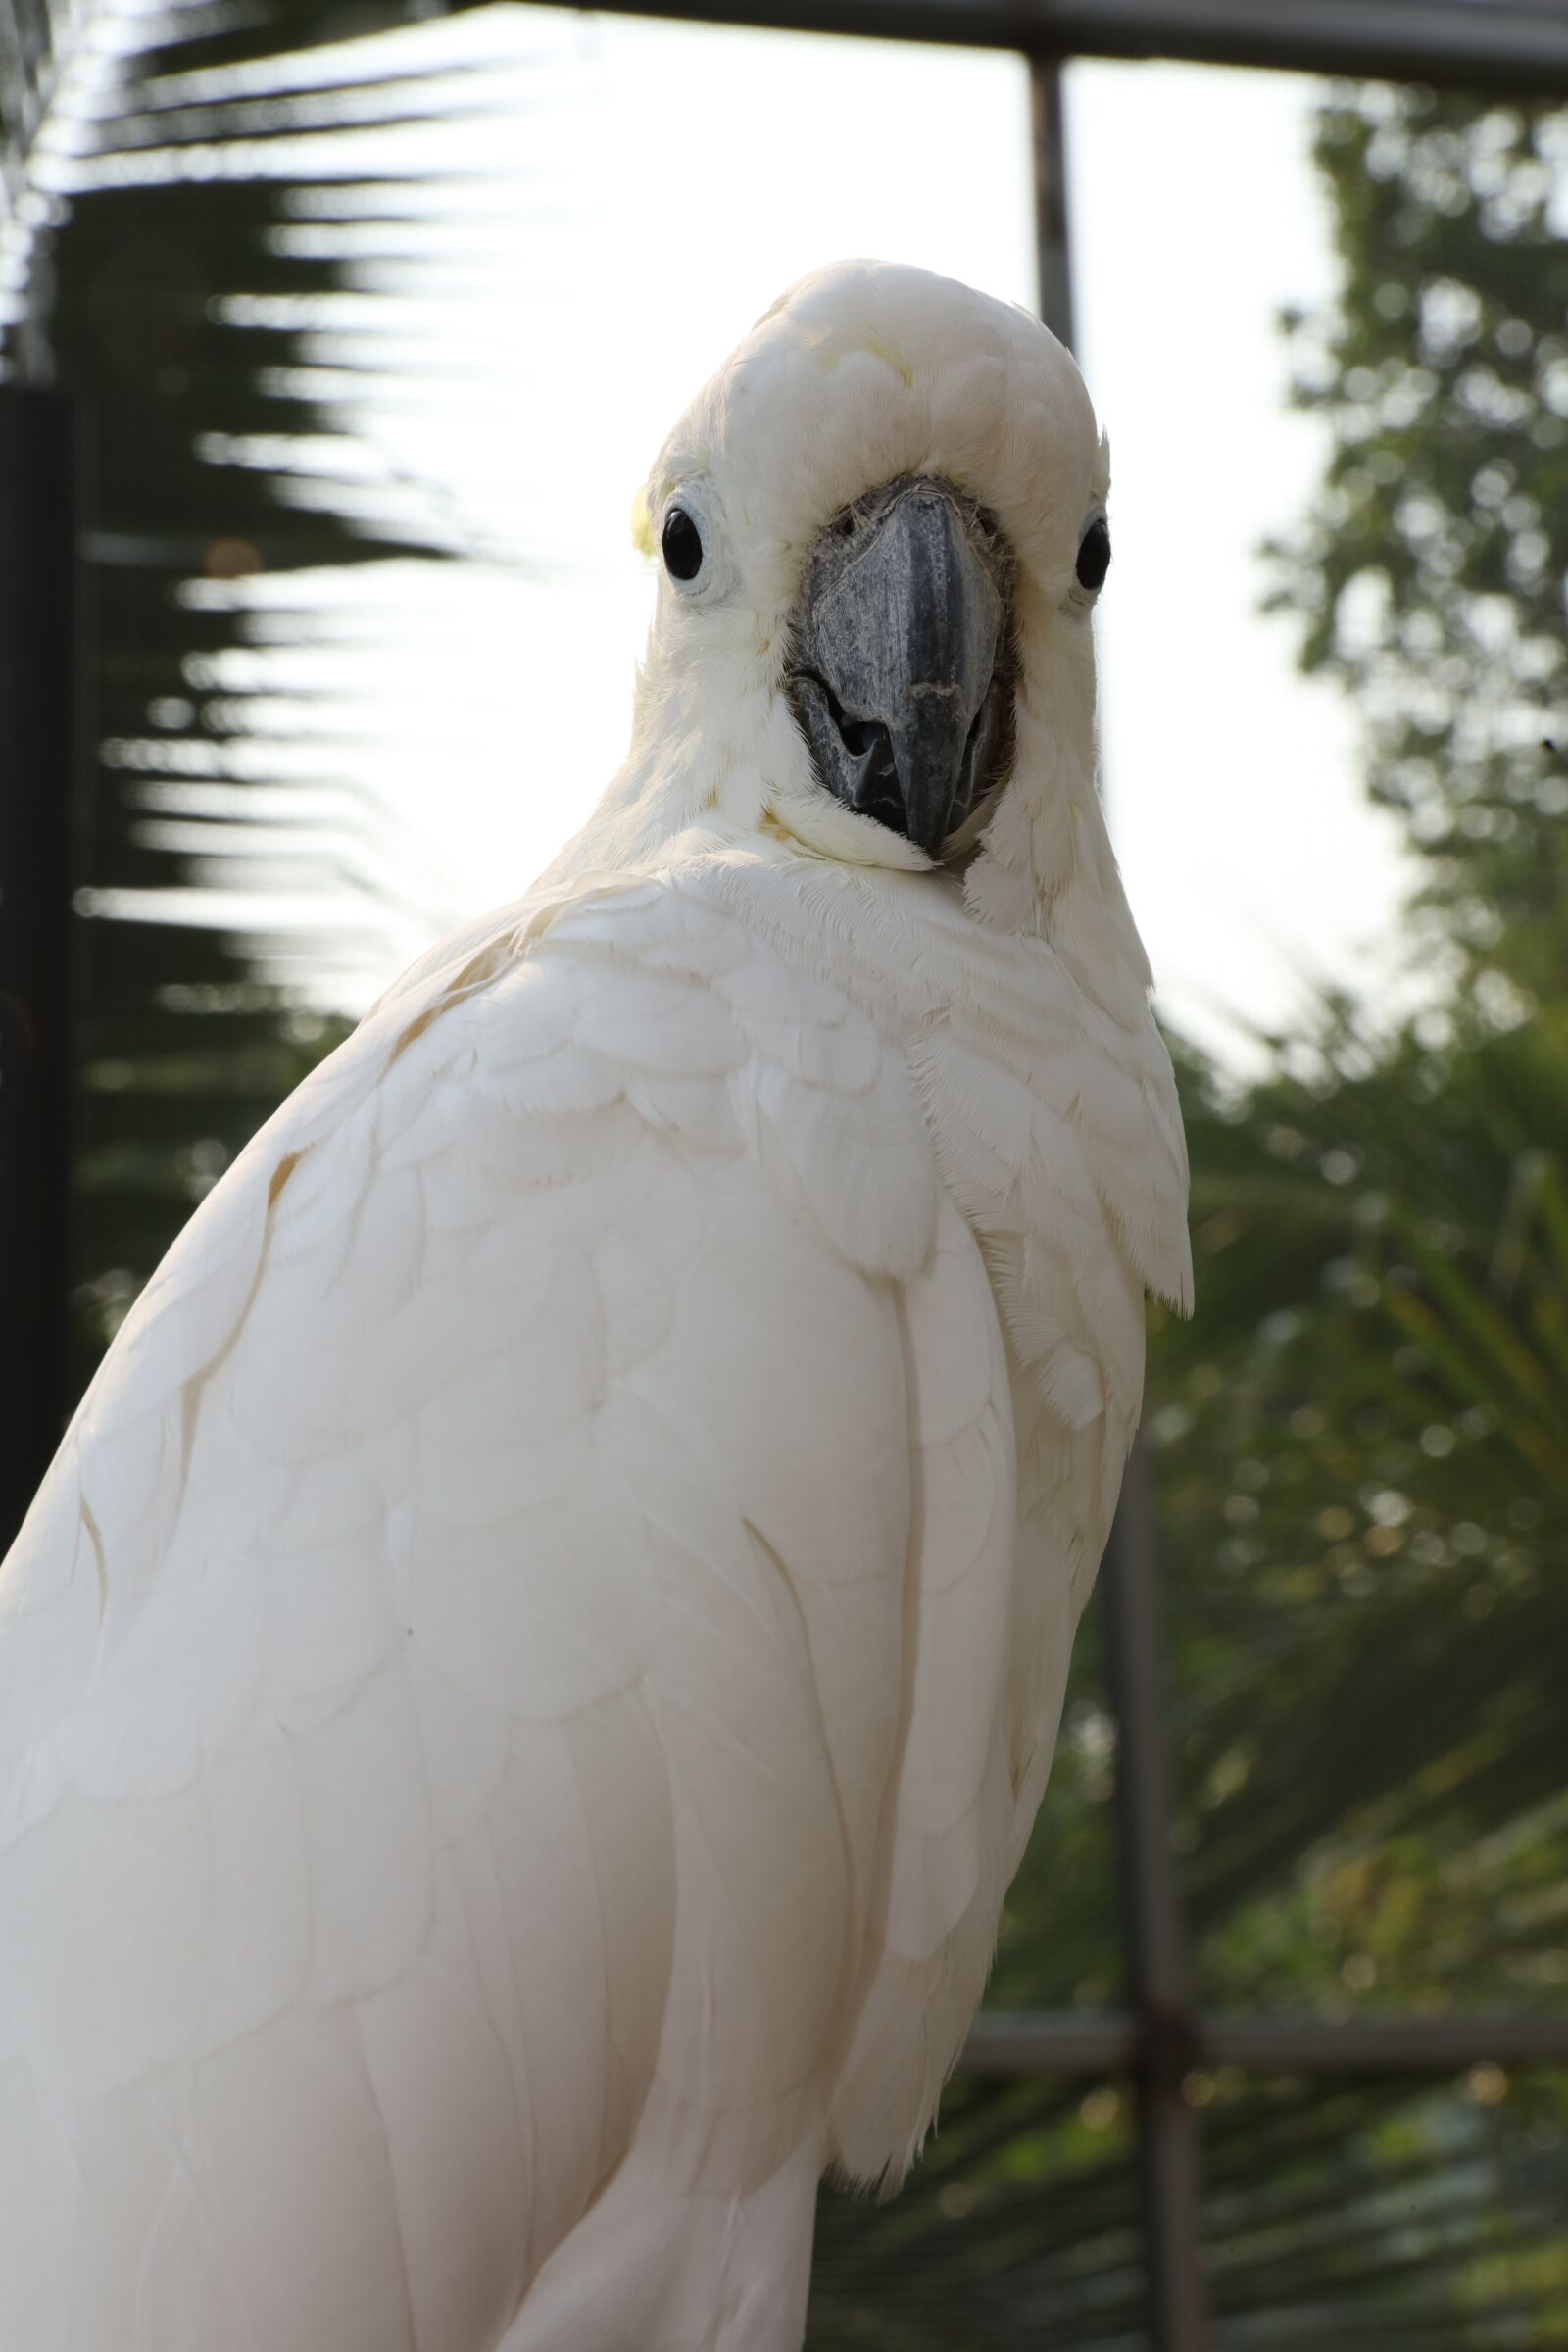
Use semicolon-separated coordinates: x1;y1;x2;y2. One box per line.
1031;60;1208;2347
0;385;79;1549
1031;56;1076;353
1102;1445;1208;2349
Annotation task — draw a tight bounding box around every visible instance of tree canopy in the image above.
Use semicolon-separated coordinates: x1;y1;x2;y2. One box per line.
1267;86;1568;1011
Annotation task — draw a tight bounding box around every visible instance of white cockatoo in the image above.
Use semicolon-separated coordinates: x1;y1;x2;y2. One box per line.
0;261;1190;2352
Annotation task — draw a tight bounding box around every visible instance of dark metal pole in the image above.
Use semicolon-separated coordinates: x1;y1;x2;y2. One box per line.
0;385;79;1549
1102;1444;1208;2351
1031;56;1075;354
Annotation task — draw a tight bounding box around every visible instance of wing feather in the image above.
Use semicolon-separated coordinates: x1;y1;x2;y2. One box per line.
0;839;1174;2338
0;871;975;2351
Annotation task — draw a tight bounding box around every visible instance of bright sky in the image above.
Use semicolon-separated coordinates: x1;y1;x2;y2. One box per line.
81;4;1422;1065
1068;59;1418;1058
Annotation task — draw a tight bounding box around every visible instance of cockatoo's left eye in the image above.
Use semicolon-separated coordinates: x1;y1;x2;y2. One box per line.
1075;517;1111;591
662;506;705;582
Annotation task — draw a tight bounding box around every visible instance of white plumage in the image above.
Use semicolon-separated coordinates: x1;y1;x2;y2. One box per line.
0;261;1190;2351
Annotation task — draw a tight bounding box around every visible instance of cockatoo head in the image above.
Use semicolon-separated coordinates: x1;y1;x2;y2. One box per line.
587;260;1147;1009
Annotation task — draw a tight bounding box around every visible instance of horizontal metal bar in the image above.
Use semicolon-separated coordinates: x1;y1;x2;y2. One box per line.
1039;0;1568;84
964;2010;1139;2075
565;0;1568;94
962;2009;1568;2076
1203;2014;1568;2071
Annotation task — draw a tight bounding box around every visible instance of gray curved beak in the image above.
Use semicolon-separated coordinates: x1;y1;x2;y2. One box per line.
786;476;1010;858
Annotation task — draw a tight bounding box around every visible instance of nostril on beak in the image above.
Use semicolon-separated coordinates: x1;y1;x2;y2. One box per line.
838;712;893;769
835;711;903;826
841;706;903;818
802;673;902;807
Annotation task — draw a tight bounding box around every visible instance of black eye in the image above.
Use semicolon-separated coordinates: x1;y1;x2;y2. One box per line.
662;506;704;582
1075;517;1111;592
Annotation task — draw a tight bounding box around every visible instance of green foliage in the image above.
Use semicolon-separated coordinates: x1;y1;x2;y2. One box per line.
1151;80;1568;2345
810;2072;1145;2350
1216;75;1568;2043
1157;1010;1568;2022
1266;85;1568;1007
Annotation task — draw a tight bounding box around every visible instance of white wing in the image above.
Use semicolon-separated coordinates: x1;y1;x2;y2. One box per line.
0;866;1021;2352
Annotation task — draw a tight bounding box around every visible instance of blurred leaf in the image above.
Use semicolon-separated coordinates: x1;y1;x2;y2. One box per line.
2;0;511;1396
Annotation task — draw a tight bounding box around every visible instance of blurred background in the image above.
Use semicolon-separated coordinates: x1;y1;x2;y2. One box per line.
2;0;1566;2342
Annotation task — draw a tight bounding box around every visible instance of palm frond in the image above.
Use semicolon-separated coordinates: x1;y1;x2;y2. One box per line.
0;0;552;1387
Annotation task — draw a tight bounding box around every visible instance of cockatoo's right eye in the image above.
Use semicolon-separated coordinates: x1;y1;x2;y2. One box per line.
662;506;704;582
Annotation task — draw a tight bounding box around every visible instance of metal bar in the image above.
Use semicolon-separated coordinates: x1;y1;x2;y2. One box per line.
1101;1440;1208;2351
964;2009;1139;2076
1201;2014;1568;2071
1031;55;1073;354
0;384;77;1552
1102;1454;1192;2028
962;2009;1568;2074
560;0;1568;94
1033;0;1568;86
